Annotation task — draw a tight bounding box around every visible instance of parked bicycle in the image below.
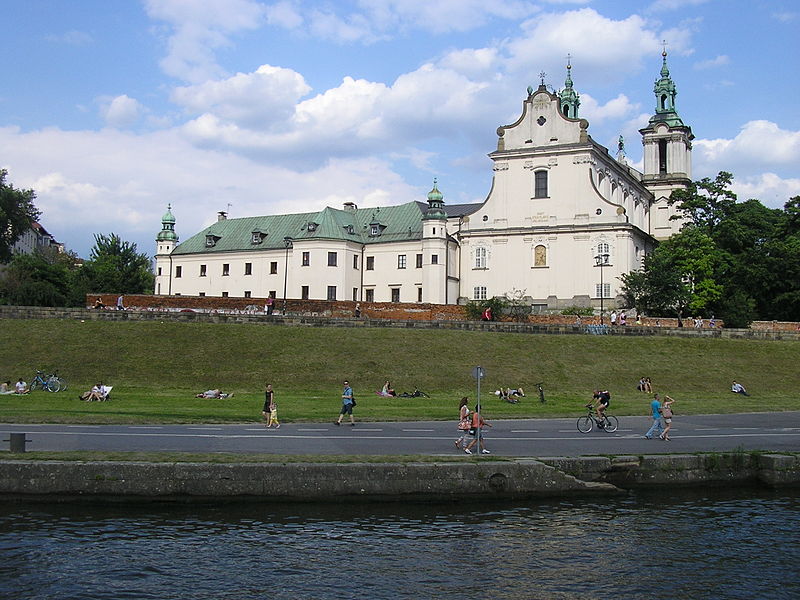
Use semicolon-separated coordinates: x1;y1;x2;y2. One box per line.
399;388;429;398
29;370;67;393
577;403;619;433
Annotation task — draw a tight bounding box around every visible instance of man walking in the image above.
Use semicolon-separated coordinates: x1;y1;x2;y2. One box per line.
335;380;355;426
644;393;664;439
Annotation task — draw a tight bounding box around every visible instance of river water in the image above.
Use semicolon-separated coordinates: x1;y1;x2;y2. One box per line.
0;487;797;599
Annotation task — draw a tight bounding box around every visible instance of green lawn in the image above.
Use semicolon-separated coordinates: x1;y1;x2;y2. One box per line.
0;318;797;424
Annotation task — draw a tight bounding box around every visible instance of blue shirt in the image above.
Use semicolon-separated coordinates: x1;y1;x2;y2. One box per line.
651;399;662;419
342;386;353;405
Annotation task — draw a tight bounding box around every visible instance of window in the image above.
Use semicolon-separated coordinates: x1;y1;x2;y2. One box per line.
251;232;265;245
658;139;668;174
175;266;182;278
595;243;611;264
301;285;309;300
302;251;310;266
222;291;229;297
417;288;423;302
244;291;251;298
416;254;423;268
365;289;374;302
473;286;487;300
534;245;547;267
534;170;548;198
269;290;276;299
475;247;487;269
244;262;252;275
157;267;162;276
222;264;230;276
431;254;438;265
328;252;338;267
352;288;358;301
391;288;400;303
397;254;406;269
200;264;207;277
327;286;337;300
270;261;278;274
370;224;380;236
205;235;217;247
596;283;611;298
199;292;205;297
353;254;358;269
366;256;374;270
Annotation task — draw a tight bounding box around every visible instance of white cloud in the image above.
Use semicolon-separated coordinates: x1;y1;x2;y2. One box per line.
506;9;664;84
648;0;710;11
144;0;266;82
0;125;421;258
731;173;800;209
694;120;800;171
693;54;729;70
171;64;312;129
99;95;144;128
265;1;304;29
579;93;639;124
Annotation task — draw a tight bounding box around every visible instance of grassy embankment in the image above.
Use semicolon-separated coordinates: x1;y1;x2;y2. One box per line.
0;318;797;424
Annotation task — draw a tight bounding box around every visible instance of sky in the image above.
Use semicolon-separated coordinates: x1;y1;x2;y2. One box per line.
2;0;799;259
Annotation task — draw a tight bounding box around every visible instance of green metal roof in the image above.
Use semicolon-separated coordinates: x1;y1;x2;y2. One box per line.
170;201;429;255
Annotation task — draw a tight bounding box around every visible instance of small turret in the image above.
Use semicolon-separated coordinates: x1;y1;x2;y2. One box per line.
558;56;580;119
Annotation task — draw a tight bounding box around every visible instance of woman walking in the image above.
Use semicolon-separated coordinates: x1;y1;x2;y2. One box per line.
660;395;675;441
454;397;471;450
262;383;275;427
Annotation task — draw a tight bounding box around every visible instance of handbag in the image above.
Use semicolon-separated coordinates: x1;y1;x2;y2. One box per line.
351;397;356;407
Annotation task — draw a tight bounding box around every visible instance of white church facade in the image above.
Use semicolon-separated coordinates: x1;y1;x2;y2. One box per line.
154;52;693;311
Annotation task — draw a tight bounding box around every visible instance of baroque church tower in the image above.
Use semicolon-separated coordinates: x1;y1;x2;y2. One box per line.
640;48;694;239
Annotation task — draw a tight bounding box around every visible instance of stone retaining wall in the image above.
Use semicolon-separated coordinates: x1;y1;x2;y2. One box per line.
0;453;796;502
2;305;798;340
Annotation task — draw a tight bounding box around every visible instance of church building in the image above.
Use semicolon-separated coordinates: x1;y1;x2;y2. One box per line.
154;51;693;311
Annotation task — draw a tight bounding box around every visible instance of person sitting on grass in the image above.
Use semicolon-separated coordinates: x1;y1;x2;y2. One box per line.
14;378;30;394
0;381;15;394
195;389;234;399
731;381;750;397
80;383;107;402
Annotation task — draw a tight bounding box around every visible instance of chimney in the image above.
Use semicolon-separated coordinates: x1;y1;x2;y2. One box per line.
217;211;227;221
343;202;357;212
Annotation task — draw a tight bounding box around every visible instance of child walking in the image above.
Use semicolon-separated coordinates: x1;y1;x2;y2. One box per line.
263;383;280;428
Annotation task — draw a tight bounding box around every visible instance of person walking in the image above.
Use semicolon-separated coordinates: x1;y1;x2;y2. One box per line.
464;405;492;454
262;383;275;427
644;393;664;439
659;395;675;441
335;380;355;426
454;396;471;450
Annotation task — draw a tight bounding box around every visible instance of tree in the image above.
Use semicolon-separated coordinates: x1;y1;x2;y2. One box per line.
669;171;737;234
74;233;154;295
0;169;40;262
0;251;73;306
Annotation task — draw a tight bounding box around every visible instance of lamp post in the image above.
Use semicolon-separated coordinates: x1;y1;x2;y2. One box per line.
594;252;610;324
283;237;293;315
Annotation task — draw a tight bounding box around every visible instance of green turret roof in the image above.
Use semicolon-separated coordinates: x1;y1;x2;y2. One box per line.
156;204;178;242
648;49;685;128
423;179;447;221
558;58;580;119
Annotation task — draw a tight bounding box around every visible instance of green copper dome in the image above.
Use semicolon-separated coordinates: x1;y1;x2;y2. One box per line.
156;204;178;242
423;179;447;221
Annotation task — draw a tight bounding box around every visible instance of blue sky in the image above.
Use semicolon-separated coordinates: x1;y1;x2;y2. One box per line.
2;0;798;258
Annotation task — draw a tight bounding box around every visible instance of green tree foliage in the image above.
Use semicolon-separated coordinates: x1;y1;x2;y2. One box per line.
74;233;154;295
0;250;76;306
0;169;40;262
623;174;800;326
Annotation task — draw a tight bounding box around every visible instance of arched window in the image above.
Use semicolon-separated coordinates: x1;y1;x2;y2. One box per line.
534;171;548;198
534;245;547;267
474;247;487;269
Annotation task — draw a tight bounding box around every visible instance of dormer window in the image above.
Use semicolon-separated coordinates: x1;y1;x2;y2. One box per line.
369;223;385;237
205;234;221;247
345;225;355;235
251;231;266;245
307;222;318;232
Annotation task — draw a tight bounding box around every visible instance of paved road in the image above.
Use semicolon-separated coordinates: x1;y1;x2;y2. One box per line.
3;412;800;456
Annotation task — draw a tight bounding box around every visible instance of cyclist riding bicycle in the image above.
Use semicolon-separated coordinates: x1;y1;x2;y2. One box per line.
590;389;611;423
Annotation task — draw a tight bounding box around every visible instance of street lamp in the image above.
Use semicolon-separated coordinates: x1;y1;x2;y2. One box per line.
283;237;293;315
594;252;610;324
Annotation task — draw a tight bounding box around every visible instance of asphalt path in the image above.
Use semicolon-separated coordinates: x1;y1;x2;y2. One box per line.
3;412;800;457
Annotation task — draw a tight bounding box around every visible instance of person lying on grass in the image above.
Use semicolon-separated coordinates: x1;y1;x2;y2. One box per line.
195;389;234;399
